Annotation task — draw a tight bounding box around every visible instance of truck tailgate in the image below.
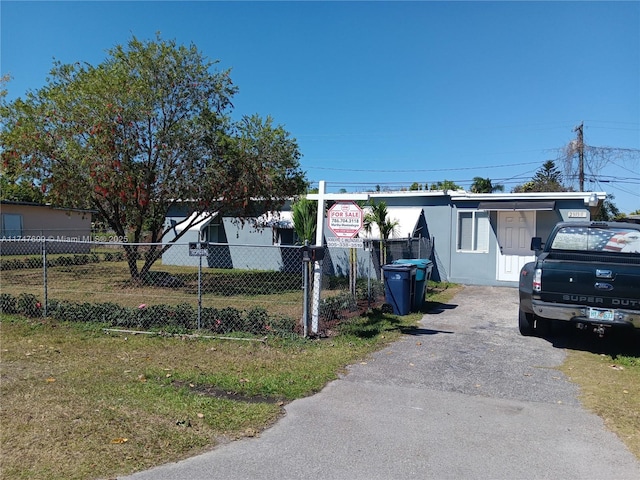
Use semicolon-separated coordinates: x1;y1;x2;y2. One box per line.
540;260;640;310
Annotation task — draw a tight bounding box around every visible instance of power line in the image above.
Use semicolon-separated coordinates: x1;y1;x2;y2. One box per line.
307;160;543;174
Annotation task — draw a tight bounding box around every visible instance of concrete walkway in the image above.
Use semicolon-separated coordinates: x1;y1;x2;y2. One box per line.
121;286;640;480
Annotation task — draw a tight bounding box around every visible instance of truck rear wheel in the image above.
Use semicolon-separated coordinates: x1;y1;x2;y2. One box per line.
519;308;535;336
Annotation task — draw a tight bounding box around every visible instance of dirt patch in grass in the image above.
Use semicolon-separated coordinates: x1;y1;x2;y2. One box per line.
173;380;287;405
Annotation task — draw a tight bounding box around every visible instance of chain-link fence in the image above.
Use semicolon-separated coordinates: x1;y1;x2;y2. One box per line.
0;237;394;337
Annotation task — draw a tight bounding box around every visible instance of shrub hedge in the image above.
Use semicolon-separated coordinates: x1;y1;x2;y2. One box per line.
0;293;298;337
0;252;121;271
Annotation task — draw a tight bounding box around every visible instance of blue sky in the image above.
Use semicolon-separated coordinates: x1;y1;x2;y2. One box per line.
2;1;639;213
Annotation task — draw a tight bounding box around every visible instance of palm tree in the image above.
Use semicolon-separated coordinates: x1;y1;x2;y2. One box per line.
470;177;504;193
363;200;399;274
291;197;317;244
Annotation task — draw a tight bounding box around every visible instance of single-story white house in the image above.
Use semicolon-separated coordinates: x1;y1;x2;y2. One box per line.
161;202;299;271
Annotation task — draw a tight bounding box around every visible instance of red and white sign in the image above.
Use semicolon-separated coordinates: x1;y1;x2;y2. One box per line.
327;201;364;238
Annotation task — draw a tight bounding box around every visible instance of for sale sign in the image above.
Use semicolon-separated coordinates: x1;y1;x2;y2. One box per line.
327;201;364;238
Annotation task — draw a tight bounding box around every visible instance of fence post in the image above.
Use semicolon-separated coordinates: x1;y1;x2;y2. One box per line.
42;237;48;318
301;241;311;337
197;248;202;330
366;240;372;309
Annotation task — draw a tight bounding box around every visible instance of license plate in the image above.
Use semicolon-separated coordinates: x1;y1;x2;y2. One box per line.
588;308;614;321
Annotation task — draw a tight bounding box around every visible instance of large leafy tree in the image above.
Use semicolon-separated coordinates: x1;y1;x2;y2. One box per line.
0;175;44;203
1;35;306;280
1;75;44;202
592;194;625;221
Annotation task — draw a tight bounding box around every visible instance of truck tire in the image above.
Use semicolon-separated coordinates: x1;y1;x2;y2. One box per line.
519;308;535;336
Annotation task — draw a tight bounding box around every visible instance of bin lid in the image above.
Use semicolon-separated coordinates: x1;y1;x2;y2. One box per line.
393;259;431;280
393;259;430;269
382;264;416;272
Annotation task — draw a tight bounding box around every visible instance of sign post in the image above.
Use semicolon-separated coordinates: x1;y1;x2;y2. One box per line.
189;242;208;329
306;184;369;334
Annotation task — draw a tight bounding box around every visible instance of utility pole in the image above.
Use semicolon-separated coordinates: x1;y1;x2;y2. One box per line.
573;122;585;191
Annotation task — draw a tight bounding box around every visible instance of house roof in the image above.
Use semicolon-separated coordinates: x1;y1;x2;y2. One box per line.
310;189;607;207
0;200;96;213
449;191;607;203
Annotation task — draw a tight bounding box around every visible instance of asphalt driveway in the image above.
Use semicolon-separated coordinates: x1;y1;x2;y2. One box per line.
121;286;640;480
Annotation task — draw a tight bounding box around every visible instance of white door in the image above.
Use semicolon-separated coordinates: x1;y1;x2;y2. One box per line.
497;211;536;281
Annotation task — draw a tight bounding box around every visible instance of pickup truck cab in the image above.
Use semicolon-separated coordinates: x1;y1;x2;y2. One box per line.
519;221;640;338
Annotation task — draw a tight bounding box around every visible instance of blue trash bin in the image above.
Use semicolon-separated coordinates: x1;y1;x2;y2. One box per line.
382;264;416;315
393;259;432;310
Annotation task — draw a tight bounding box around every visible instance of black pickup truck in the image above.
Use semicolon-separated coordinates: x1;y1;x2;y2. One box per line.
519;221;640;339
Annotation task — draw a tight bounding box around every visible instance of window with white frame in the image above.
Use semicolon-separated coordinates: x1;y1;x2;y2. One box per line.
1;213;23;238
457;210;489;252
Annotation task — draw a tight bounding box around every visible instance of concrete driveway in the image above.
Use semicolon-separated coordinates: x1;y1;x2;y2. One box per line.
121;286;640;480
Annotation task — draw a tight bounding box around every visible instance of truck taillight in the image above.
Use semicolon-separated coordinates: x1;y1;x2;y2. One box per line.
533;268;542;292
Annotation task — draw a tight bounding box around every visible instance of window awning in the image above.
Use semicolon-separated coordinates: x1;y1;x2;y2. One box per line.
173;211;219;233
477;201;556;211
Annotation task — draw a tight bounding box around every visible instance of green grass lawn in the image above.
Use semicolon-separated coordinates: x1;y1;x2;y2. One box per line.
1;260;305;318
1;285;459;480
560;346;640;459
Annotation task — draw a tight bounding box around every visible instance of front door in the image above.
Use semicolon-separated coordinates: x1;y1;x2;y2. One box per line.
497;211;536;281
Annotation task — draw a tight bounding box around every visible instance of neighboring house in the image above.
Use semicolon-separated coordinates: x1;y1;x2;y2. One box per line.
0;200;93;255
161;190;606;287
161;201;299;272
